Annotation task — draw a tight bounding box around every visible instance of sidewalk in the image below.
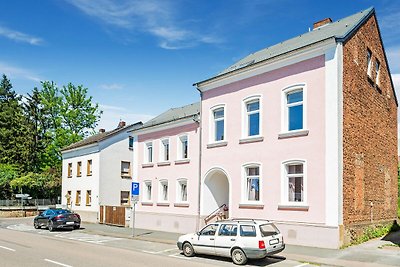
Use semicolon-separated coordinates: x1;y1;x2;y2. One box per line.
80;222;400;267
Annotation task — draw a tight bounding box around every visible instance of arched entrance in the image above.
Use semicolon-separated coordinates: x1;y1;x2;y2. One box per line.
202;168;230;222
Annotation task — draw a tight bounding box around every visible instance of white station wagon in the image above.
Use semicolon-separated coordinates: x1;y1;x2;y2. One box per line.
177;219;285;265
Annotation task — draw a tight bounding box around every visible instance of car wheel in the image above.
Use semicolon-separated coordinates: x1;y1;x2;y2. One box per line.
34;221;40;229
182;242;195;257
231;248;248;265
48;221;54;232
73;225;80;230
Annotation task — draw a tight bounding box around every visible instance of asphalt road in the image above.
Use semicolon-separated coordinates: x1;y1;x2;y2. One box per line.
0;218;317;267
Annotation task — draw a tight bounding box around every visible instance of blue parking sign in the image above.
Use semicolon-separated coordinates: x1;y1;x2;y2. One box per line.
131;182;139;196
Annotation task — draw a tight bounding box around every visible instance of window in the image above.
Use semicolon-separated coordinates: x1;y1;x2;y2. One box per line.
245;166;260;201
66;191;71;205
159;180;168;202
143;181;152;201
213;107;225;141
76;190;81;206
367;49;372;77
120;191;130;206
178;135;188;159
86;190;91;206
285;89;304;131
245;99;260;136
145;142;153;163
375;60;380;85
240;225;256;237
129;136;134;150
77;161;82;177
121;161;131;177
219;224;238;236
87;160;92;176
160;139;170;161
199;224;218;236
177;179;188;202
284;162;305;203
67;163;72;178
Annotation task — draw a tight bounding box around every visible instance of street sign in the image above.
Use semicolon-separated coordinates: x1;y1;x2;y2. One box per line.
131;182;139;196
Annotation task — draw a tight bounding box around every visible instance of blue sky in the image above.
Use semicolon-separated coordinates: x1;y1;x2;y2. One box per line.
0;0;399;131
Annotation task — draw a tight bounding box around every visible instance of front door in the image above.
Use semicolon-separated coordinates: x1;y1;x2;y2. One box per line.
192;224;218;255
214;224;238;257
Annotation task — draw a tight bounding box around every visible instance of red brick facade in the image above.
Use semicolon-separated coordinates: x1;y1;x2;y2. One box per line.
342;14;398;243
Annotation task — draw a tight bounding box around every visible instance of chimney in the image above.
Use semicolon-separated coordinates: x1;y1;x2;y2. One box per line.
313;18;332;29
118;121;126;128
99;128;106;133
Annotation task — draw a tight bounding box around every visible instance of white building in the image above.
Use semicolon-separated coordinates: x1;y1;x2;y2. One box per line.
61;121;142;223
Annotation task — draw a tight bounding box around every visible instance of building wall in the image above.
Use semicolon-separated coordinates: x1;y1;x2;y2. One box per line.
200;54;335;247
61;152;100;223
135;122;200;233
341;14;398;244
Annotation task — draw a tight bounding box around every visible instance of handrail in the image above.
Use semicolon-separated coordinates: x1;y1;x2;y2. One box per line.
204;203;226;223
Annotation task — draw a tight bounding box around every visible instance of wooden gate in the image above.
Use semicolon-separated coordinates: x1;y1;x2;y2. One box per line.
99;206;104;224
103;206;125;226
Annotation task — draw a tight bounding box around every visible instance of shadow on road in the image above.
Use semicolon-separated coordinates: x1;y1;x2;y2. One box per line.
181;252;286;266
381;220;400;246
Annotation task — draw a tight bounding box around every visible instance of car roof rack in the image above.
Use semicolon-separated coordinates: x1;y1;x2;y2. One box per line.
217;218;270;224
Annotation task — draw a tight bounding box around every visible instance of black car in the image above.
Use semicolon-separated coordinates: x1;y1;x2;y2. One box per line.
34;209;81;231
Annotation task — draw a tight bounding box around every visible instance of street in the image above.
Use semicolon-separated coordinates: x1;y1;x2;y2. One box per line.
0;218;317;267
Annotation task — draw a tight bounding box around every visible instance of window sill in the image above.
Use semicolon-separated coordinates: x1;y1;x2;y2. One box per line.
129;147;133;151
239;136;264;144
67;176;72;178
278;204;309;211
86;204;91;207
77;175;82;178
156;202;170;207
157;161;171;166
141;202;153;206
75;204;80;206
87;174;92;177
239;203;264;209
207;141;228;149
121;175;131;179
142;163;154;168
278;129;309;139
175;159;190;165
174;202;189;207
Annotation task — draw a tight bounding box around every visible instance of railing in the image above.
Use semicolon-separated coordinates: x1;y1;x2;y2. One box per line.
204;203;228;224
0;199;58;207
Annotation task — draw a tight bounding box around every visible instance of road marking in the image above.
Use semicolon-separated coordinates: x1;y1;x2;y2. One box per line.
169;253;191;260
44;259;73;267
0;245;15;252
294;263;309;267
142;248;177;254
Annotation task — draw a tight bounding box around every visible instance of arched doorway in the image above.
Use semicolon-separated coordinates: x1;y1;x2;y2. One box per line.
202;168;230;222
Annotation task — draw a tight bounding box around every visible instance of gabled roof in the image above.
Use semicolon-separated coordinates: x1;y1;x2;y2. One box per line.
61;122;143;152
195;7;374;86
134;102;200;131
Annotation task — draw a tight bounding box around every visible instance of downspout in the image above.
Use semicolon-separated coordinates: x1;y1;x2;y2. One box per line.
195;87;203;231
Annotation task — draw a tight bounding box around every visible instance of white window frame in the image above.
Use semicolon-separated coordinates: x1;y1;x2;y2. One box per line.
159;138;170;162
367;49;373;78
375;59;380;86
144;141;153;163
281;84;307;133
242;95;262;138
209;104;226;143
176;178;188;203
280;159;308;206
177;134;189;160
241;163;262;204
143;180;152;202
158;179;169;202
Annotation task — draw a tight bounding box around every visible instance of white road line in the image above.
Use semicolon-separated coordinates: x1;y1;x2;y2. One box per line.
44;259;73;267
169;253;191;260
141;248;178;254
0;245;16;252
294;263;309;267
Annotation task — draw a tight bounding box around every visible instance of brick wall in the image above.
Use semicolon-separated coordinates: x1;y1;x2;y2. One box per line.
342;13;398;243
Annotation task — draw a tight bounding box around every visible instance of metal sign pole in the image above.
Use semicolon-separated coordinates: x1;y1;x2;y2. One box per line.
132;202;136;237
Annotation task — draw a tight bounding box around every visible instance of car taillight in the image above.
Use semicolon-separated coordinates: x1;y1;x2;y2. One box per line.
258;240;265;249
55;215;64;220
74;214;80;219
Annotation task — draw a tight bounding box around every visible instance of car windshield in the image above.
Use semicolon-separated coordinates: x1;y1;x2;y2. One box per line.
259;224;279;237
54;210;70;215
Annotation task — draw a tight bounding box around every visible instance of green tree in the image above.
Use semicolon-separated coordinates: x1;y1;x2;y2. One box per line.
0;164;18;199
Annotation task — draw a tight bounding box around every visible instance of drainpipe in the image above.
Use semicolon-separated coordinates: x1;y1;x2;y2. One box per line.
195;87;203;231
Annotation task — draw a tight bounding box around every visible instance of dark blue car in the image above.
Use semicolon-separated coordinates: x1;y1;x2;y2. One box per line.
34;209;81;231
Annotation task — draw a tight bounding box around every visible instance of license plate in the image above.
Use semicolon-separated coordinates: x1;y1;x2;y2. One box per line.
269;238;279;245
66;222;74;225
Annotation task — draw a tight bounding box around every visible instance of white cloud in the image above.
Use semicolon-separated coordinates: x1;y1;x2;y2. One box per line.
0;26;43;45
67;0;220;49
97;104;153;130
99;83;124;90
0;62;42;82
392;73;400;96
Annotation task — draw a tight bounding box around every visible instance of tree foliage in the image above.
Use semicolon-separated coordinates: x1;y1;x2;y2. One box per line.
0;75;102;199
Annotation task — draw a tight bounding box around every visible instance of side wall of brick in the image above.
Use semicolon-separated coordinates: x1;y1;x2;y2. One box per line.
342;14;398;245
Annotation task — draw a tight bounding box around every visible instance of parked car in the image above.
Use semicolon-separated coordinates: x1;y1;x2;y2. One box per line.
33;209;81;231
177;218;285;265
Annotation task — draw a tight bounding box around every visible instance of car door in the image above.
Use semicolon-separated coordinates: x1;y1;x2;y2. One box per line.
192;224;218;255
214;224;238;257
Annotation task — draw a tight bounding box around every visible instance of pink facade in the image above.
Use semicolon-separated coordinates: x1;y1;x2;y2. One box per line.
135;122;200;233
